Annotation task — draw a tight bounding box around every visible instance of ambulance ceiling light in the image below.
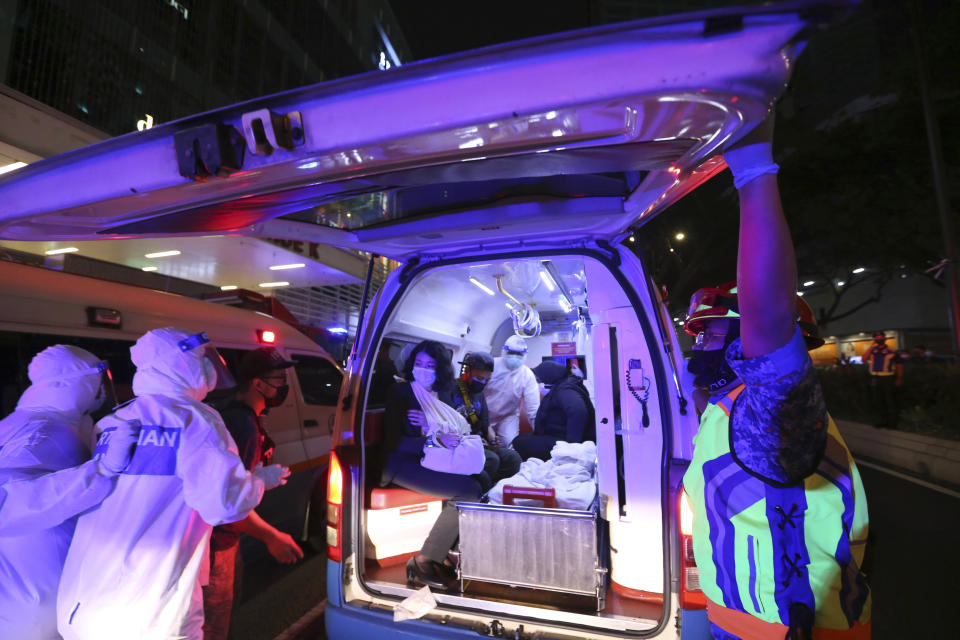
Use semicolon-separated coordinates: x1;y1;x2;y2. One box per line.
221;285;238;291
45;247;79;255
469;277;495;296
259;281;290;288
539;270;556;292
270;263;306;270
0;161;27;175
145;250;181;258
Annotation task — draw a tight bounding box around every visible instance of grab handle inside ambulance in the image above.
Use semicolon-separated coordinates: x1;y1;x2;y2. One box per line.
502;486;557;508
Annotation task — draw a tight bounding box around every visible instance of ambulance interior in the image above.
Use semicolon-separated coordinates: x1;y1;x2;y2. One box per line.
358;254;669;630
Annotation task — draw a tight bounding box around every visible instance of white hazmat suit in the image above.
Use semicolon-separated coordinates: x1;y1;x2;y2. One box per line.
57;328;286;640
484;337;540;447
0;345;131;640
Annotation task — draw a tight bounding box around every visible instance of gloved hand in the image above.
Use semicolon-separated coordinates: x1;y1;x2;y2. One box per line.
723;115;777;189
96;420;141;476
253;462;291;490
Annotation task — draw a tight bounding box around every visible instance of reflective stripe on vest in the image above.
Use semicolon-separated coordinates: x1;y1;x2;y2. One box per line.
682;385;871;636
706;601;873;639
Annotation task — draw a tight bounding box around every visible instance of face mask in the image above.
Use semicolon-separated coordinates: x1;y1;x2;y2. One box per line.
412;366;436;389
687;349;738;393
468;377;488;393
504;355;524;370
259;378;289;408
266;384;289;408
874;338;885;345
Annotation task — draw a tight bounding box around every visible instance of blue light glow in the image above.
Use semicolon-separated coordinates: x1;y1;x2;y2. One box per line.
328;327;349;335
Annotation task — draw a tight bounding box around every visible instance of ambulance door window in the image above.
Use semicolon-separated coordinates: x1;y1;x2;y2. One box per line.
291;355;342;405
0;332;23;417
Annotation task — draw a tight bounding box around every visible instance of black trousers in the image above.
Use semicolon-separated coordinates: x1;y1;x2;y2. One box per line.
870;375;898;428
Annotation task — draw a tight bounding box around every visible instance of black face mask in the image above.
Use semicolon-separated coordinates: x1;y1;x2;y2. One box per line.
468;377;488;393
687;348;738;394
261;381;290;408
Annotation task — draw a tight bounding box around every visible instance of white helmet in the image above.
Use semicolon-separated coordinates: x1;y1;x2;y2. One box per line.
503;335;528;354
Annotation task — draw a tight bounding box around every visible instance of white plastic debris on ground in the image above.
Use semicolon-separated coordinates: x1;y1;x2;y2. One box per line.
394;585;438;621
488;441;597;510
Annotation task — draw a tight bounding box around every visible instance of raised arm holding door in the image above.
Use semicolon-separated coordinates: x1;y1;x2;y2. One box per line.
682;119;872;640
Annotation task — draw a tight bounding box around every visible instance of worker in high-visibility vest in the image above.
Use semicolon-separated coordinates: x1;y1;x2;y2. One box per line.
682;117;871;640
861;332;903;429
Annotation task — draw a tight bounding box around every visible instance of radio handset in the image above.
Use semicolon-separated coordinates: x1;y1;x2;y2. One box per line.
626;359;651;428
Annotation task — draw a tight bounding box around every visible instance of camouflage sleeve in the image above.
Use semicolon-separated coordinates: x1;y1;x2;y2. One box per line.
726;326;827;485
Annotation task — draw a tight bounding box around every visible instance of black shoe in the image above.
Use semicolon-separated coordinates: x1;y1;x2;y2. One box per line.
406;556;456;590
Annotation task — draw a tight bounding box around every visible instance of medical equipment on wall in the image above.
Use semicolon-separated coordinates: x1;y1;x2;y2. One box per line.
626;359;651;429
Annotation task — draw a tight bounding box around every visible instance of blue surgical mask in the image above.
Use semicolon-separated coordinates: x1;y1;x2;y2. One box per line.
504;354;524;370
412;366;436;388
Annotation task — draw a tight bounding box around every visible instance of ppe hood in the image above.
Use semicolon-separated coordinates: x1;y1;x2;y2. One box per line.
0;1;855;261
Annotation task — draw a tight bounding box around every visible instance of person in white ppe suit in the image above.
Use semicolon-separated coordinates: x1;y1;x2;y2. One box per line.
56;328;289;640
0;345;140;640
484;335;540;448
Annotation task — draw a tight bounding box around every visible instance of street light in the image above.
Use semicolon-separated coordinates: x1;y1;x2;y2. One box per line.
675;232;686;241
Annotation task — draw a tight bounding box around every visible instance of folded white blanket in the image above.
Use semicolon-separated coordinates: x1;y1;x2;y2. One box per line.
488;441;597;510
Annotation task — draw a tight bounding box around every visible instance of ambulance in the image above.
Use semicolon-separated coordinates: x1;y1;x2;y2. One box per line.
0;260;342;546
0;2;855;637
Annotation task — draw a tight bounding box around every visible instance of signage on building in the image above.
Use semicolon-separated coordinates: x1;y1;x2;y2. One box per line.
268;238;329;260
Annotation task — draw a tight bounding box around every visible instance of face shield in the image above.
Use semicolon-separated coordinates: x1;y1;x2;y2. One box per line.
177;332;236;390
93;361;118;409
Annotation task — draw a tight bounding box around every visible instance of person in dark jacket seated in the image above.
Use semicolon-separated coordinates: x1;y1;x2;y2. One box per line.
513;360;597;461
381;340;483;590
450;351;522;490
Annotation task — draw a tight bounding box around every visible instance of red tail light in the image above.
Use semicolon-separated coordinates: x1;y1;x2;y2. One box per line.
679;489;706;609
257;329;276;344
327;451;344;562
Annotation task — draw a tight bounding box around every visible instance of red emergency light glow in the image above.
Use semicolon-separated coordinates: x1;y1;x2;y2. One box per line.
680;489;694;536
678;488;706;609
257;329;276;344
327;451;344;562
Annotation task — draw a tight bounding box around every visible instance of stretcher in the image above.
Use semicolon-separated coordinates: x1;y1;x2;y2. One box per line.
456;485;607;610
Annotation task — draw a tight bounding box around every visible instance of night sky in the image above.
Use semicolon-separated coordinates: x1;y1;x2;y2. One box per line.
391;1;597;60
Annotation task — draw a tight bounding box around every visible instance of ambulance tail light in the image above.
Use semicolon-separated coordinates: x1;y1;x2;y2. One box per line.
679;489;707;609
327;451;344;562
680;488;694;536
257;329;276;344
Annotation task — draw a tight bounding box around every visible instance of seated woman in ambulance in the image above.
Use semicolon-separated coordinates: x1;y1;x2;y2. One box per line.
513;360;596;461
381;340;483;590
